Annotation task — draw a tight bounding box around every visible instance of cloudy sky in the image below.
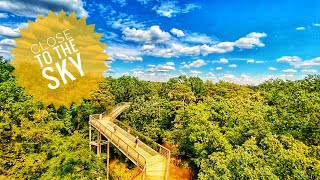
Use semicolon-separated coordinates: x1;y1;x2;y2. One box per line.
0;0;320;84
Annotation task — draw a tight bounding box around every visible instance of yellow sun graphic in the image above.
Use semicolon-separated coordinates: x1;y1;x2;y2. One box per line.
11;10;108;108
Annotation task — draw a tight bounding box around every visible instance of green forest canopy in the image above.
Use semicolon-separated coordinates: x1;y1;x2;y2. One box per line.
0;59;319;179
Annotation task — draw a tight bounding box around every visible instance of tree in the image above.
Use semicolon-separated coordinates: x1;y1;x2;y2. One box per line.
1;60;320;179
107;76;156;103
0;62;104;179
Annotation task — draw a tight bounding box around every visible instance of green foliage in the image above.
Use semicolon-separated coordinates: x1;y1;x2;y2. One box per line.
0;62;108;179
106;76;156;103
198;135;320;180
166;75;206;99
1;60;320;179
258;76;320;145
119;75;320;179
0;59;14;83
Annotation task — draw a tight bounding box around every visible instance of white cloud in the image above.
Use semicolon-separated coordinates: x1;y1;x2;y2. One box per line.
179;69;187;75
93;3;115;14
184;33;216;44
0;0;88;18
103;31;118;40
142;46;174;58
301;69;317;73
112;0;126;7
222;74;235;79
137;0;151;5
111;17;145;30
183;59;206;69
268;67;277;71
256;61;264;64
280;74;295;78
142;43;200;58
121;29;267;59
0;38;16;46
240;74;250;79
123;25;171;43
190;70;202;76
277;56;301;63
0;38;16;58
105;68;116;73
260;74;296;82
219;58;229;64
207;72;215;78
313;23;320;27
132;70;145;76
166;62;174;66
106;44;143;61
113;54;142;61
137;31;267;58
229;64;237;68
201;32;266;55
152;1;201;18
171;43;200;56
124;69;301;85
18;23;28;29
277;56;320;68
203;73;298;85
152;1;178;18
201;42;234;55
282;69;297;73
133;72;173;82
183;3;201;13
0;25;20;37
296;57;320;68
216;67;222;70
247;59;255;63
296;27;305;31
142;44;155;51
147;63;176;72
170;28;185;37
0;13;8;18
234;32;267;49
129;67;175;82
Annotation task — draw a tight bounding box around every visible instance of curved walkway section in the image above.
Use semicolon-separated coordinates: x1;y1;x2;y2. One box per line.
89;102;170;180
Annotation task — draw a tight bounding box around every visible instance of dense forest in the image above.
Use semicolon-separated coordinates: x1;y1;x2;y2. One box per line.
1;58;320;179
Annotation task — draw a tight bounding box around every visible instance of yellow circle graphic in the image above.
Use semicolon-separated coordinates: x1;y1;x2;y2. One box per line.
10;10;108;108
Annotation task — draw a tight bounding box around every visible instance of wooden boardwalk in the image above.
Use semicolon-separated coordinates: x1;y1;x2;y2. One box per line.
89;103;170;180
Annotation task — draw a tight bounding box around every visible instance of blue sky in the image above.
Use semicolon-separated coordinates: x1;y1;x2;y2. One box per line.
0;0;320;84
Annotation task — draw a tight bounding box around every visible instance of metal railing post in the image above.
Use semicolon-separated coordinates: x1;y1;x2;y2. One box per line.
107;140;110;180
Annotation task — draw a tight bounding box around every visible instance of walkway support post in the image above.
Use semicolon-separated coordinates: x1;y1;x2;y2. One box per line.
107;140;110;180
97;132;101;156
89;123;92;151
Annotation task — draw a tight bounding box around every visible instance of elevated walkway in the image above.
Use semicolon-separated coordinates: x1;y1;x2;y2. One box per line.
89;102;170;180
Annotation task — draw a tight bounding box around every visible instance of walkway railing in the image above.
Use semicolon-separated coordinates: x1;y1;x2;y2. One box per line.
102;102;132;119
158;144;170;179
103;117;171;180
90;102;171;180
89;115;147;179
